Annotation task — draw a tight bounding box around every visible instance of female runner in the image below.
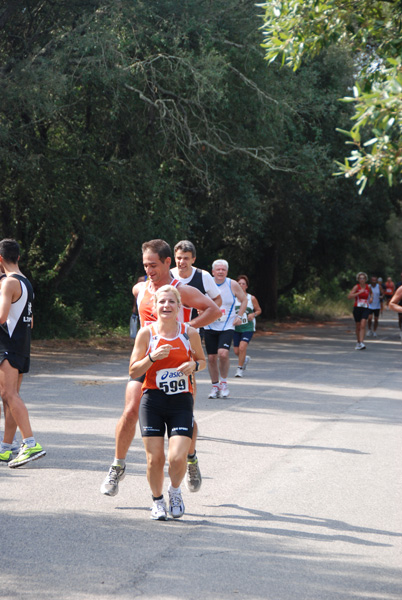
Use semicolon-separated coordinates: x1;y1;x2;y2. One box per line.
347;272;373;350
233;275;262;377
129;285;206;520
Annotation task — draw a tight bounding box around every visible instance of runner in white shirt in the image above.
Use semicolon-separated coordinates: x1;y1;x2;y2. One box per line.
367;275;382;338
171;241;221;316
204;260;247;398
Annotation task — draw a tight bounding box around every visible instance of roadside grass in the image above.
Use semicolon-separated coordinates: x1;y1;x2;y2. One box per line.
275;287;351;322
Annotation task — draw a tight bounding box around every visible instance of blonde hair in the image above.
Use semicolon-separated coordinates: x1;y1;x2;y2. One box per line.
356;272;368;282
154;284;181;306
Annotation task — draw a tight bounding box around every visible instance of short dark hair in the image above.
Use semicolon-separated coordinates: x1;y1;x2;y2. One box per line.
174;240;196;257
237;274;249;286
142;239;172;262
0;239;20;263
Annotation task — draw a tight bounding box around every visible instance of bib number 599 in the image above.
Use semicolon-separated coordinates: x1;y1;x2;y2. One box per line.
159;379;187;394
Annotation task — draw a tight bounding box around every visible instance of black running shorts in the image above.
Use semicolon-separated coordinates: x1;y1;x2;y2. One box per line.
204;329;234;355
139;388;194;438
353;306;370;322
0;352;30;374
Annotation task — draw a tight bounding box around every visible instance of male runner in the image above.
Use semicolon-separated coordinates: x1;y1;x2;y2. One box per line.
101;239;221;497
204;259;247;398
171;240;222;317
367;275;382;338
0;238;46;467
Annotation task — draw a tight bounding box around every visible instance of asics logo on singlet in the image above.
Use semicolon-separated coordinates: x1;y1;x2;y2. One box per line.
160;370;184;380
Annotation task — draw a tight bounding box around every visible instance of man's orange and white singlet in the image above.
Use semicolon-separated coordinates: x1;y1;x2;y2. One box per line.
136;278;192;326
142;322;194;395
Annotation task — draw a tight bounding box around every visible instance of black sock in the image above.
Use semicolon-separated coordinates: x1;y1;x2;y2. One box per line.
188;451;196;460
152;494;163;501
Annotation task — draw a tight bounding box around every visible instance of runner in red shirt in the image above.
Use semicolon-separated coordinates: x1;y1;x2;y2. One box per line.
384;277;395;309
348;272;373;350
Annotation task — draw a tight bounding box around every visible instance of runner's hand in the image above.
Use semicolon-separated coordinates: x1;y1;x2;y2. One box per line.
176;361;195;376
150;344;172;361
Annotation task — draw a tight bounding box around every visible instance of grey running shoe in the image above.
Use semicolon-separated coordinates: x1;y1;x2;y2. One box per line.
151;497;168;521
235;367;243;378
360;343;366;350
186;456;202;493
168;488;185;519
243;355;250;370
8;443;46;468
100;464;126;496
355;343;361;350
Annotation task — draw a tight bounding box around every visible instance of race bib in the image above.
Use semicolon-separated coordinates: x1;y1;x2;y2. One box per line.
357;299;368;307
156;368;189;395
239;313;248;325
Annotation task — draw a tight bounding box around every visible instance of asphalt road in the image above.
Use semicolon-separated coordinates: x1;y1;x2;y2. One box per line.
1;315;402;600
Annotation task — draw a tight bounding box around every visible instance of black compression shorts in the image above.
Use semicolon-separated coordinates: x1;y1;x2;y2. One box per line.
139;388;194;438
353;306;370;322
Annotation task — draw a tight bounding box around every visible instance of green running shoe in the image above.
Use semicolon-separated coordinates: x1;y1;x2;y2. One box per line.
8;443;46;468
0;449;13;464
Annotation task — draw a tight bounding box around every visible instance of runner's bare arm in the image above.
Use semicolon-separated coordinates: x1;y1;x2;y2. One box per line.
0;277;20;324
128;328;172;379
180;285;221;328
250;295;262;321
177;327;206;375
232;280;248;326
389;288;402;313
347;285;359;299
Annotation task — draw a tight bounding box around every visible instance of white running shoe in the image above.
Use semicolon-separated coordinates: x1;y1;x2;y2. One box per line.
151;497;168;521
208;386;220;399
355;343;361;350
367;330;373;337
235;367;243;378
243;356;250;370
220;383;230;398
373;332;378;338
360;342;366;350
168;488;185;519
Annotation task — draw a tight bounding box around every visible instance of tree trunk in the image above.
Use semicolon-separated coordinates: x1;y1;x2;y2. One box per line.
255;243;278;320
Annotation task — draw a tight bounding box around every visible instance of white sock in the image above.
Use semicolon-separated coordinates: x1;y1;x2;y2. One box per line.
23;437;35;448
168;484;181;494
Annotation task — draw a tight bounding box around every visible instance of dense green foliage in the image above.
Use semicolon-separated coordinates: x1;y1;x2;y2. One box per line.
0;1;400;336
260;0;402;192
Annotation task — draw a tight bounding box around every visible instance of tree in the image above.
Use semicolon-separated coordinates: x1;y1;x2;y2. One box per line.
0;0;395;331
260;0;402;192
